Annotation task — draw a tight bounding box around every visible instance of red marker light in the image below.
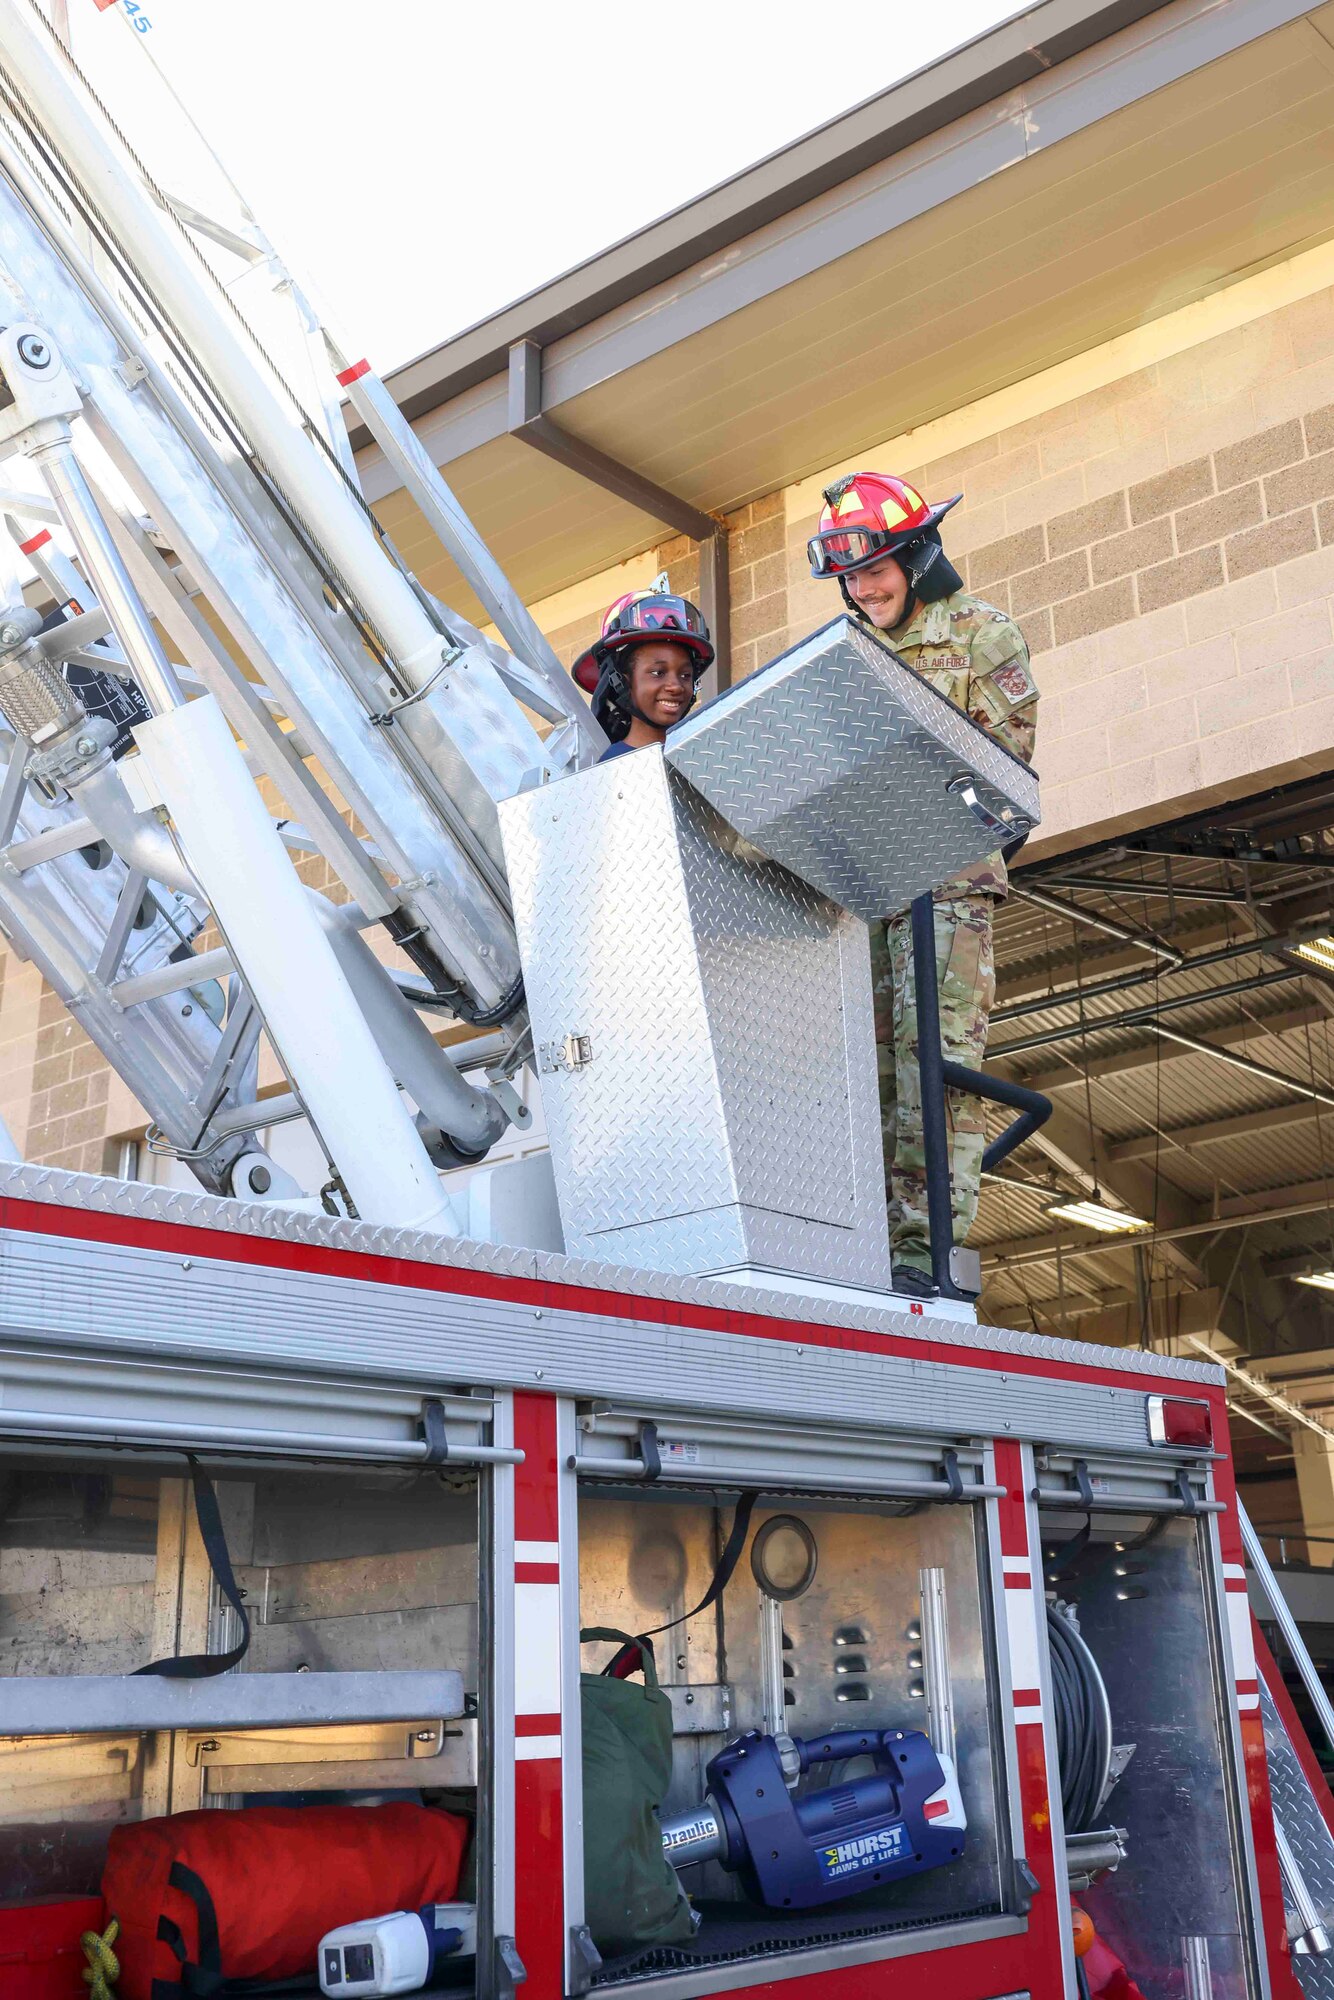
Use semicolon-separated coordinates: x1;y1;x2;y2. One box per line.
1147;1396;1212;1449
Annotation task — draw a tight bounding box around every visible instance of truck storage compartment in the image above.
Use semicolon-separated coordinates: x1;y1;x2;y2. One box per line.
1037;1497;1254;2000
578;1479;1016;1985
0;1447;484;1997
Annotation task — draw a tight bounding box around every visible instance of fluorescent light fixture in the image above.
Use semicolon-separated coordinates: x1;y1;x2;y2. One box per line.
1047;1195;1150;1234
1295;1270;1334;1293
1294;935;1334;974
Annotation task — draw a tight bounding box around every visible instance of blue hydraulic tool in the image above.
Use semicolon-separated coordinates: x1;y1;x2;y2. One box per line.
658;1726;966;1910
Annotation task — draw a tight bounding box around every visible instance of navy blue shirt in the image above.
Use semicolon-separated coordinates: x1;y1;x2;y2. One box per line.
599;740;637;762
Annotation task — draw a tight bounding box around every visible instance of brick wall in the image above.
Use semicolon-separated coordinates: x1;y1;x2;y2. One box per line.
786;283;1334;851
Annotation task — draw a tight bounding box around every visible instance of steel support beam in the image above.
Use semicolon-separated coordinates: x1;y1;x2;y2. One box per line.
983;1182;1334;1275
993;932;1283;1024
1109;1097;1329;1164
1014;1003;1323;1094
1037;874;1274;907
1011;882;1182;964
991;967;1300;1059
506;339;730;688
993;913;1246;1014
1149;1025;1334;1110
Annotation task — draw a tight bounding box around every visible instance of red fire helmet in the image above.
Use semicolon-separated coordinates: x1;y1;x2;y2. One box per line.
571;590;714;693
807;473;961;579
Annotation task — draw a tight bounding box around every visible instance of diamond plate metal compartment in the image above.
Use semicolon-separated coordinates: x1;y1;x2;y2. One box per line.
665;616;1041;919
1260;1675;1334;1999
499;750;891;1285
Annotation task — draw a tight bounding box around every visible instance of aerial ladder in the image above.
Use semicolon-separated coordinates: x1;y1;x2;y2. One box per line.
0;0;603;1227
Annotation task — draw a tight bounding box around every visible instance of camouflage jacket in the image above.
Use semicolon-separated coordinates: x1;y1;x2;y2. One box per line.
884;590;1038;904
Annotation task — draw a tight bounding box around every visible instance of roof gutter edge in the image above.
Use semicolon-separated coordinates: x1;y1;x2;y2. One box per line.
358;0;1179;444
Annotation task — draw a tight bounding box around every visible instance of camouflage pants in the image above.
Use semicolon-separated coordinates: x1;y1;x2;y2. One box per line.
870;895;997;1277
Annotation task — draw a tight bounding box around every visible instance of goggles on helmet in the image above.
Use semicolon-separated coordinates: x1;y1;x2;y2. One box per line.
806;526;902;577
604;593;710;645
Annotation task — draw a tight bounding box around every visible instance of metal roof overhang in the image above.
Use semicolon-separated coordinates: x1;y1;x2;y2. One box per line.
357;0;1334;619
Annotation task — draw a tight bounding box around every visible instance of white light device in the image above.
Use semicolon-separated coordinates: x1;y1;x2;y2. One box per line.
318;1904;475;1997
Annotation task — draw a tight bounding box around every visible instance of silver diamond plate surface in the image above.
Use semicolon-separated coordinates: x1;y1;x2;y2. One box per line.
666;617;1041;919
500;751;892;1286
1261;1676;1334;1996
0;1160;1220;1383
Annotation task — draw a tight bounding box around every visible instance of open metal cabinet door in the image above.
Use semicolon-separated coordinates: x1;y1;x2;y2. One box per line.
1032;1466;1271;2000
0;1418;493;1998
566;1406;1033;1995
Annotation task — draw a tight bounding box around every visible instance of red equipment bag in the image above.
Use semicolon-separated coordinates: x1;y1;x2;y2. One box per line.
0;1896;105;2000
101;1802;469;1999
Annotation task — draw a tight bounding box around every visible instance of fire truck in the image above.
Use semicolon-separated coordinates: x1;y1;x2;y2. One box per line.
0;6;1331;2000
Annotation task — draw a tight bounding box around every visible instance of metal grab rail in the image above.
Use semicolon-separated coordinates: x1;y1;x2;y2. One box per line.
910;893;1053;1301
1239;1503;1334;1958
1240;1502;1334;1758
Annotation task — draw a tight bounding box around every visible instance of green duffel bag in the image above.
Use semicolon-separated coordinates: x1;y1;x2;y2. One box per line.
580;1626;696;1957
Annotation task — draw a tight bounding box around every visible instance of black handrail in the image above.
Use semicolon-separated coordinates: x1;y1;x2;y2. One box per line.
910;892;1052;1300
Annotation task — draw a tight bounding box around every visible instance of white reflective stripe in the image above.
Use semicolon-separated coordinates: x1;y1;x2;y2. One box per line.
1223;1562;1246;1582
1013;1704;1045;1725
1237;1694;1260;1714
515;1540;559;1565
1002;1555;1032;1575
1227;1590;1257;1682
1005;1580;1041;1692
515;1581;561;1715
515;1734;562;1760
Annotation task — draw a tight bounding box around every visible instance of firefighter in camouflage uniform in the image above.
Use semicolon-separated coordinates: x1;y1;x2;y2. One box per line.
809;472;1039;1297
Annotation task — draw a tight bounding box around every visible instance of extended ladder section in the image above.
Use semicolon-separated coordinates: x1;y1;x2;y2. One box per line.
0;0;604;1224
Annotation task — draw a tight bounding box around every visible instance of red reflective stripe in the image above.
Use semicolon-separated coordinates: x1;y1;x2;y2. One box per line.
0;1194;1222;1402
1003;1573;1033;1588
513;1394;558;1546
336;359;372;386
924;1799;950;1820
1225;1577;1249;1592
515;1561;559;1584
515;1713;561;1736
19;530;50;554
1011;1688;1042;1705
93;0;119;11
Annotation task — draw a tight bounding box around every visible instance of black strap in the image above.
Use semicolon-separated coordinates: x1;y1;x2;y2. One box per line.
636;1490;759;1644
157;1917;188;1963
136;1459;250;1678
420;1397;451;1465
161;1862;224;1997
638;1421;662;1482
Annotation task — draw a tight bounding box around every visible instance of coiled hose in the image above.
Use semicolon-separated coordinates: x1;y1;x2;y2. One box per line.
1047;1601;1113;1835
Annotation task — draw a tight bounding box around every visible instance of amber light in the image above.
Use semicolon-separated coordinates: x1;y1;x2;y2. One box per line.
1147;1396;1213;1449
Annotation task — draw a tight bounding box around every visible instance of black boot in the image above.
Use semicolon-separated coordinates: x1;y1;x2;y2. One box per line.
892;1262;937;1300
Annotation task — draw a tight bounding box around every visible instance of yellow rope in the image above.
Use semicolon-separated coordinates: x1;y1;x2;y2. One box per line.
81;1917;120;2000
